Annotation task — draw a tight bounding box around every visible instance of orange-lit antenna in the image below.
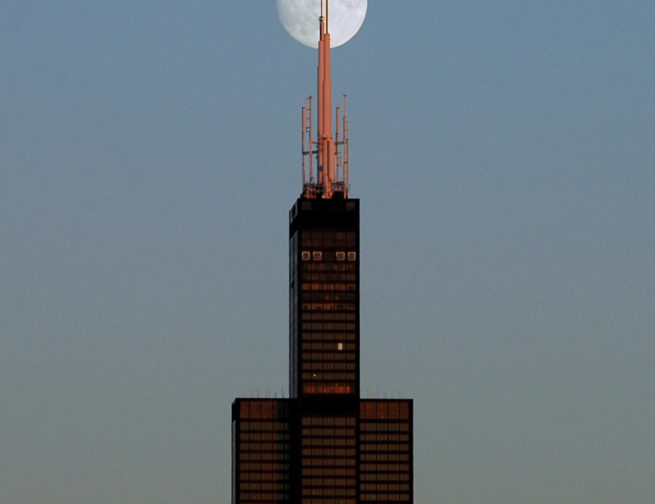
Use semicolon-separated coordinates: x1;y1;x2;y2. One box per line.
301;0;349;199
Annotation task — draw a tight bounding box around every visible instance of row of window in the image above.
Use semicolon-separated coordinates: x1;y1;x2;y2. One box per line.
302;448;356;458
301;283;356;292
240;471;290;481
301;427;355;437
299;262;356;273
361;493;410;502
301;498;356;504
301;458;357;467
238;492;289;501
360;423;410;432
240;422;290;431
302;312;356;321
299;226;356;240
240;442;289;452
301;478;356;488
360;453;410;462
301;351;356;362
301;488;356;497
239;483;290;491
303;342;356;351
301;301;356;311
301;250;357;262
360;401;411;420
239;462;290;472
301;362;356;371
303;383;353;395
301;291;356;302
240;442;407;454
299;229;356;245
301;467;356;477
301;332;356;342
238;401;291;420
240;476;410;490
240;432;290;442
360;463;410;473
360;433;409;442
302;438;356;448
361;484;410;492
302;417;357;426
301;273;357;283
239;468;410;482
360;444;410;453
302;322;356;331
300;372;356;382
240;453;290;462
360;472;410;482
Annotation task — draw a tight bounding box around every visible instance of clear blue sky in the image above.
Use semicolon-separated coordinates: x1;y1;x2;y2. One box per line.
2;1;654;503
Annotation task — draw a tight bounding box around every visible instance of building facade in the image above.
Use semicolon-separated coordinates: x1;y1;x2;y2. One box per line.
232;3;413;503
232;397;413;504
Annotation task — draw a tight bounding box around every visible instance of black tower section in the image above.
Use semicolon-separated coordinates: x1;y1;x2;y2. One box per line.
232;195;413;504
289;198;360;400
287;197;361;504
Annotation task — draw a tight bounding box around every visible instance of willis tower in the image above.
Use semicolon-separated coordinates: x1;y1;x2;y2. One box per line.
232;2;413;503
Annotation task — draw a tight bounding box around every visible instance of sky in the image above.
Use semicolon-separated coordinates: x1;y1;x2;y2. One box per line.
2;1;654;503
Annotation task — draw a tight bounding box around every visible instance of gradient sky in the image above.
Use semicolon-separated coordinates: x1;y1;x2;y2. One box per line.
2;1;654;503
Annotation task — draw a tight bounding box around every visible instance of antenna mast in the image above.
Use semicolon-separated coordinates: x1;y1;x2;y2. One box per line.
301;0;349;199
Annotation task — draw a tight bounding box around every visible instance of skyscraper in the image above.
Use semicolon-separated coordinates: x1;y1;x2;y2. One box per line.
232;3;413;503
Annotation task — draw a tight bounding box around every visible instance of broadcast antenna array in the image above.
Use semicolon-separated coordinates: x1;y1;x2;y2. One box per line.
301;0;350;199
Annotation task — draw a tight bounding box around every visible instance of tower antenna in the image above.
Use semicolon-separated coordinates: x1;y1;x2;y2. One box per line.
301;0;349;199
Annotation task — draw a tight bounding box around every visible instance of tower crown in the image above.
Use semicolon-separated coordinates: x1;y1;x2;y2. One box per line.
301;0;350;199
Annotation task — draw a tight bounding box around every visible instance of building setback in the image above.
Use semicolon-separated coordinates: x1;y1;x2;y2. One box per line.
232;2;413;503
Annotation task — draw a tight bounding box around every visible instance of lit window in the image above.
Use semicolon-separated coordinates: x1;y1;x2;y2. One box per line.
313;251;323;261
302;251;311;261
336;251;346;261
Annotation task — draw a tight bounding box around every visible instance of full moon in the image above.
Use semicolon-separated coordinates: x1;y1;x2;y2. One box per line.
277;0;367;48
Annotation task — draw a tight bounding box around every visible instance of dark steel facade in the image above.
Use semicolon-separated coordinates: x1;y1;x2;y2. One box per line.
289;198;360;400
232;198;413;504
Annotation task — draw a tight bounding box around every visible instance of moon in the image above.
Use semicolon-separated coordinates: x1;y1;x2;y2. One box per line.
277;0;368;49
